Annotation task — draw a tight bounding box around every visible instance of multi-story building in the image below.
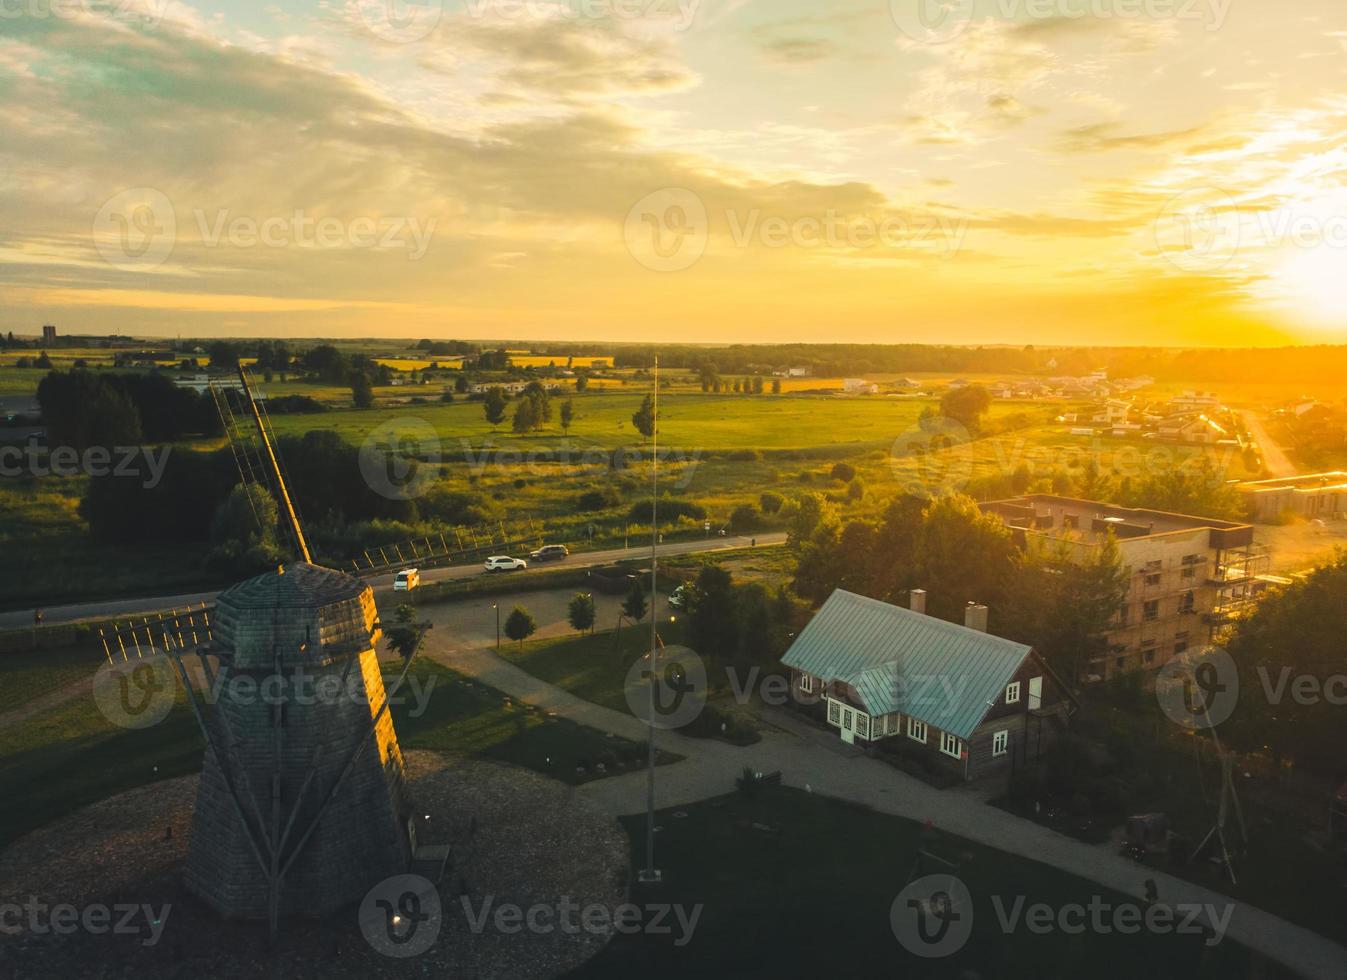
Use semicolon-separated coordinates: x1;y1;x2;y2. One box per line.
982;495;1271;682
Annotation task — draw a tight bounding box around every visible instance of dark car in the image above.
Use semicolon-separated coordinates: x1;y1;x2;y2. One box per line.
529;544;570;563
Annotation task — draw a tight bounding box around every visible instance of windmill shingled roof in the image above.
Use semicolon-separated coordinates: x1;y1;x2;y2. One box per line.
216;562;365;609
212;562;379;667
780;589;1031;740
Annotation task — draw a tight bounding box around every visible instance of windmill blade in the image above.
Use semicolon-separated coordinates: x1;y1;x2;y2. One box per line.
209;368;311;564
97;604;213;663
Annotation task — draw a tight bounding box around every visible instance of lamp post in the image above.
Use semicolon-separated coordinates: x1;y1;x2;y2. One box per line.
493;602;500;651
640;356;662;885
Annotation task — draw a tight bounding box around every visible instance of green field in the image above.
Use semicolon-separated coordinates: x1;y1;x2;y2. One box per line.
573;784;1291;980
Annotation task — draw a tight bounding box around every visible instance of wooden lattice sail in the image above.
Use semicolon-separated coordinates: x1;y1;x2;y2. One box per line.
184;562;410;922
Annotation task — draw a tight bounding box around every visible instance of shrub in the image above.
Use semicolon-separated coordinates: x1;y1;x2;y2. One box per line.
730;503;761;531
576;485;623;511
759;491;783;514
260;394;326;414
628;498;706;523
830;462;857;483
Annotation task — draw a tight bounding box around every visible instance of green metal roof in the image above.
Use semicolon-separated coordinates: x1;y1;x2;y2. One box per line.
781;590;1032;740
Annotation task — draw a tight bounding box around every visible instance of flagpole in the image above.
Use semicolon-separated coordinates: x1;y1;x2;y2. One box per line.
640;354;661;884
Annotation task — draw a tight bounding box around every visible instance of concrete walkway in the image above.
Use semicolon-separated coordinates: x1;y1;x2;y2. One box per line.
419;608;1347;980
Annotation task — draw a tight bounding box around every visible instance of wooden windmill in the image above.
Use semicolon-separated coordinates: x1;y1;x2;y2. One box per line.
91;367;550;935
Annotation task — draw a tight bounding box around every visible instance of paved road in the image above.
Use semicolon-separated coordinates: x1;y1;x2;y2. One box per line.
0;533;786;631
419;605;1347;980
1242;410;1297;478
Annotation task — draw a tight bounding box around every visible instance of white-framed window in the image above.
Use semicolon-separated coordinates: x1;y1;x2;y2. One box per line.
842;709;853;730
1005;682;1021;705
992;730;1009;757
856;713;870;738
907;717;927;743
939;731;962;759
799;673;813;693
828;701;840;724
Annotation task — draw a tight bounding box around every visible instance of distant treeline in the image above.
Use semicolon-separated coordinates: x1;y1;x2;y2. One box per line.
80;430;482;552
608;343;1347;386
36;370;222;449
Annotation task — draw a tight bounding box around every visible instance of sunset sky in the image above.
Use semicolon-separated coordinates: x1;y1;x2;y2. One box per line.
2;0;1347;345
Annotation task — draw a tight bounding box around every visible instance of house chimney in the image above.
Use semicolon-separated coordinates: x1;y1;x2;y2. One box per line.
909;589;927;615
964;602;989;633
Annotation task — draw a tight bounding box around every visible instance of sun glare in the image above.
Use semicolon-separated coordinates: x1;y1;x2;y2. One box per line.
1268;243;1347;333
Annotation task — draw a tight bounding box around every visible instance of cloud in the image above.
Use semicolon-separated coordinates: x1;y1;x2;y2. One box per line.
1056;121;1212;153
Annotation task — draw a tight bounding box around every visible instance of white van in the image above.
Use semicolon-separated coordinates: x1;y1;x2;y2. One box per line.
394;568;421;592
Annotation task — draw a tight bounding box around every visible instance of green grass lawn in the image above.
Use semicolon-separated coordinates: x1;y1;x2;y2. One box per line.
0;646;97;713
0;655;667;848
392;657;681;781
500;623;761;744
502;622;689;716
0;475;223;611
571;785;1293;980
263;390;1044;453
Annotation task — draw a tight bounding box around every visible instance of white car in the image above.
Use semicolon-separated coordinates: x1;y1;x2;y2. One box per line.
484;556;528;573
393;568;420;592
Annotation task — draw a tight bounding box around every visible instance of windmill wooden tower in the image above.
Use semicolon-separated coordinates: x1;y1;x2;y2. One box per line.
185;368;413;930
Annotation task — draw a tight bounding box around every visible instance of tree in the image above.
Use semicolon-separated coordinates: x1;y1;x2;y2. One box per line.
771;378;782;394
206;483;286;575
483;387;508;428
913;493;1017;621
1000;532;1128;682
1224;553;1347;774
511;396;539;434
940;384;993;435
631;394;655;443
36;369;144;451
1076;456;1114;501
504;606;536;648
1121;455;1243;520
350;372;374;409
454;374;470;393
207;341;242;371
568;592;596;634
785;492;835;550
575;374;590;393
688;565;736;661
622;578;648;623
560;399;575;433
384;603;429;659
35;350;52;369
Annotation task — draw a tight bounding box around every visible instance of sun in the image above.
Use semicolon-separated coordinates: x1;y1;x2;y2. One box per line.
1267;244;1347;333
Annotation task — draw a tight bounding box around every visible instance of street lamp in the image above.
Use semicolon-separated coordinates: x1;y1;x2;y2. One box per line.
492;602;500;651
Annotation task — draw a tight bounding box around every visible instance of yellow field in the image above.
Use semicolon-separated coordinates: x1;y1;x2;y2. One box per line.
375;357;462;371
509;355;614;369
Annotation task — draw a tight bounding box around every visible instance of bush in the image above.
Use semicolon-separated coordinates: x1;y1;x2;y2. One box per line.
576;485;623;512
759;491;783;514
628;498;706;523
830;462;857;483
730;503;761;531
264;394;326;414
